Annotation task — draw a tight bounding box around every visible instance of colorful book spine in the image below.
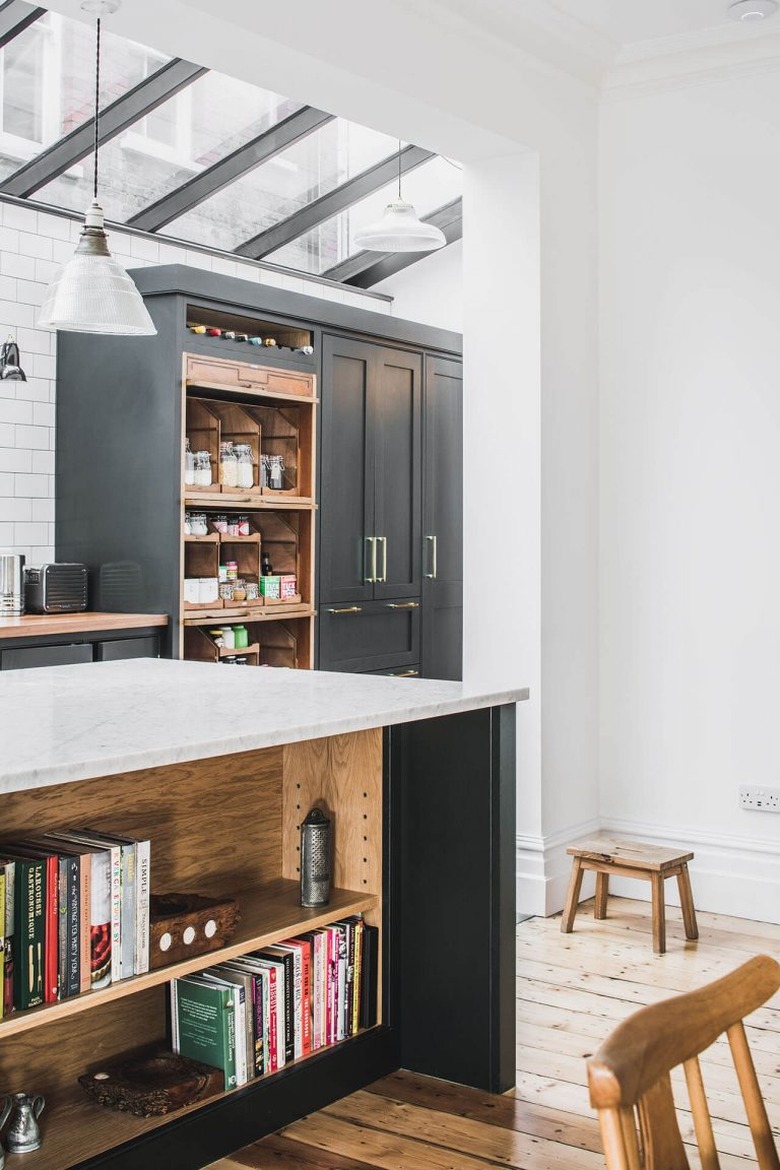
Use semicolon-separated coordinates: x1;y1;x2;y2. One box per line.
3;860;15;1016
135;839;150;975
172;974;237;1090
0;868;4;1020
12;857;45;1010
65;855;80;998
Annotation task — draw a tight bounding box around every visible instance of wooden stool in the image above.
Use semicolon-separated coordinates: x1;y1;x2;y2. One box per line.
561;836;698;954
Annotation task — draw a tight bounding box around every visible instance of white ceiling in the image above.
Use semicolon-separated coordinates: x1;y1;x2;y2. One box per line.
546;0;780;49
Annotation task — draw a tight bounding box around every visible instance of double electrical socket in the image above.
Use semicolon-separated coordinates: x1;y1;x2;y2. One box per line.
738;785;780;812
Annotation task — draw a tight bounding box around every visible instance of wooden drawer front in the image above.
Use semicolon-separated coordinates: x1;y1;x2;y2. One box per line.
186;354;314;399
319;598;420;673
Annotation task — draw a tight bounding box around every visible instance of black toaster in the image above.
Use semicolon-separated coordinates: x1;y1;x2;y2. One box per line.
24;563;88;613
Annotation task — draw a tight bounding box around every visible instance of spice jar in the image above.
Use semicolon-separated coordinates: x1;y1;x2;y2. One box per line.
245;581;259;601
184;438;196;486
235;444;254;489
232;581;247;602
233;624;249;649
212;514;228;534
221;625;236;650
218;581;234;601
194;451;212;486
237;514;250;537
209;628;225;648
183;512;192;536
225;560;239;581
226;515;240;537
267;454;285;491
189;512;208;537
219;441;238;488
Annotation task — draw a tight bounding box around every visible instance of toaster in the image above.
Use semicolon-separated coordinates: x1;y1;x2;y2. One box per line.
24;563;88;613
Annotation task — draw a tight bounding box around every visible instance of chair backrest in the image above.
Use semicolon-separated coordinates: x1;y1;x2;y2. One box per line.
587;954;780;1170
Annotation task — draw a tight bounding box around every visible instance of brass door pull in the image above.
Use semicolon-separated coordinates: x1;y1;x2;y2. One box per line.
386;602;419;609
326;606;363;614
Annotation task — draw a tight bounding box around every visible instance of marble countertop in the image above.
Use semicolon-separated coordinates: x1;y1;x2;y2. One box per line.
0;658;527;793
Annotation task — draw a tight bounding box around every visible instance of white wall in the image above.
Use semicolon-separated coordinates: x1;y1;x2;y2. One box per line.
0;202;390;567
374;241;463;333
600;63;780;922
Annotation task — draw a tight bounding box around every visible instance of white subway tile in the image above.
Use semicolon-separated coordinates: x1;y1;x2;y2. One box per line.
0;299;34;328
0;226;20;253
18;231;53;261
29;544;55;564
13;473;48;498
158;242;185;265
0;472;13;495
0;253;35;280
0;522;13;545
0;274;17;301
34;258;60;283
13;521;49;546
0;496;32;520
31;449;54;474
186;250;213;271
52;239;75;265
17;327;52;356
16;378;51;403
211;257;238;279
32;497;54;522
2;203;35;231
32;353;56;380
15;424;49;450
0;447;32;473
36;213;72;240
0;423;14;445
0;399;33;425
16;280;47;307
32;402;55;428
0;383;16;401
130;235;160;262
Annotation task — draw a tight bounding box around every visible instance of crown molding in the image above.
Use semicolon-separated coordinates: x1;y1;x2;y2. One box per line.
603;29;780;98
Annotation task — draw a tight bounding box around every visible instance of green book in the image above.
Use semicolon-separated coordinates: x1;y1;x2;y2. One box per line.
6;853;46;1010
171;974;237;1090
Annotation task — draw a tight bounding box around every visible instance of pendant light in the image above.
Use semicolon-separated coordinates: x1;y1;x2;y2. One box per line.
37;0;156;335
353;142;447;253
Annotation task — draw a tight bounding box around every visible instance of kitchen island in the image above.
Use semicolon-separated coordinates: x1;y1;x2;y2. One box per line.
0;659;526;1170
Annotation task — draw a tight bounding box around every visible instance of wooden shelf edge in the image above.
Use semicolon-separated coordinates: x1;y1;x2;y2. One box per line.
186;379;318;405
183;495;315;511
182;606;314;627
0;882;378;1040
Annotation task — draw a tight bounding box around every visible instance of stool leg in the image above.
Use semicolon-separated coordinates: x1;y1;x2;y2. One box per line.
561;858;584;934
651;873;666;954
677;864;699;941
594;872;609;920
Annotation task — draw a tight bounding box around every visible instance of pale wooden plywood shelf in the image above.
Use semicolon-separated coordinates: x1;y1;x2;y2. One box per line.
0;880;377;1040
186;378;318;406
183;604;314;626
183;493;315;510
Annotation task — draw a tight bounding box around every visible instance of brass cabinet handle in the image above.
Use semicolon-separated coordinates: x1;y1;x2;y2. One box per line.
425;534;437;579
390;669;420;677
364;536;377;584
326;606;363;615
386;602;419;609
377;536;387;583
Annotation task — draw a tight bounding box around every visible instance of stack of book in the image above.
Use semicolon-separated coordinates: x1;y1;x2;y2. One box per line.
170;915;379;1089
0;829;151;1017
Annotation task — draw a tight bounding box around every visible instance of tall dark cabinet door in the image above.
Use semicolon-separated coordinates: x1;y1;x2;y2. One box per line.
422;354;463;680
373;347;422;601
320;336;376;604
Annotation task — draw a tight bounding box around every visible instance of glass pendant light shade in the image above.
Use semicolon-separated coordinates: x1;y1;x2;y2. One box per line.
353;199;447;253
38;202;156;335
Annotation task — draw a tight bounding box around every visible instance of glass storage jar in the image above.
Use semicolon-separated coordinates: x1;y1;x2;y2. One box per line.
235;444;254;489
194;451;212;486
219;441;238;488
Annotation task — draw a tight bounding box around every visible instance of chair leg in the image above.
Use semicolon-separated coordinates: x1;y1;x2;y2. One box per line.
651;872;666;954
677;864;699;941
561;858;584;934
594;872;609;920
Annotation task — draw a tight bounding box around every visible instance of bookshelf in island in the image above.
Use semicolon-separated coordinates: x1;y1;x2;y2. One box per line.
0;659;525;1170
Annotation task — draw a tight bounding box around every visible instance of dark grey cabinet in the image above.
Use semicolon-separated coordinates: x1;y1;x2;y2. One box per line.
0;642;93;671
319;598;420;673
422;355;463;681
320;335;422;606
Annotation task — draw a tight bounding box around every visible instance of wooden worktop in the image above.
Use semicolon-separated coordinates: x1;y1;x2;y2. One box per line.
0;612;169;639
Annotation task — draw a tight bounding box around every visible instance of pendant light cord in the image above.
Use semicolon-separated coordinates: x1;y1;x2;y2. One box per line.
92;15;101;201
397;138;402;199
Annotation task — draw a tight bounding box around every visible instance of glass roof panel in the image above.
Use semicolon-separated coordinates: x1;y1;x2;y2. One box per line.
33;71;300;223
0;12;170;185
266;155;463;276
163;119;399;252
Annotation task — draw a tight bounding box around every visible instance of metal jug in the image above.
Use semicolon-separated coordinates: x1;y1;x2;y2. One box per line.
4;1092;45;1153
0;1094;12;1168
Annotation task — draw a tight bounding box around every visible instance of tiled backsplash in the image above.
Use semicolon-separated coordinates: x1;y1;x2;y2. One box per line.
0;200;388;568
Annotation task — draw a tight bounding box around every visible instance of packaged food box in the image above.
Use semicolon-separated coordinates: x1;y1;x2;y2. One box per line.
279;574;297;600
259;575;281;600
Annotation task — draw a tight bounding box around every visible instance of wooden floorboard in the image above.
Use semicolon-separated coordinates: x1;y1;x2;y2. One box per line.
209;896;780;1170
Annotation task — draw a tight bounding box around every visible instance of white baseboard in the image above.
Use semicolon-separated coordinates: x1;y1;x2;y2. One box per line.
518;818;780;925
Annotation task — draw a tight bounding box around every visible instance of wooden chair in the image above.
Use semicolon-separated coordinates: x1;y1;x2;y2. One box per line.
587;954;780;1170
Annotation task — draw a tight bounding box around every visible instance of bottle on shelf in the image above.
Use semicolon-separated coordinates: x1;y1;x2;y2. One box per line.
262;552;273;576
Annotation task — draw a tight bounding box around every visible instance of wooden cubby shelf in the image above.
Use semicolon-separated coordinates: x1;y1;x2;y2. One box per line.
0;881;377;1041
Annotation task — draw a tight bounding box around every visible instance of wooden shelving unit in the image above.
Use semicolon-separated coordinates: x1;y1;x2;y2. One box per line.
181;351;317;667
0;728;384;1170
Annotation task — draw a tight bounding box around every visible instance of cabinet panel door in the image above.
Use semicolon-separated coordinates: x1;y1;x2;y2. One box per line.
319;598;420;672
320;336;375;604
1;642;93;670
95;636;160;661
422;355;463;680
373;347;422;601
